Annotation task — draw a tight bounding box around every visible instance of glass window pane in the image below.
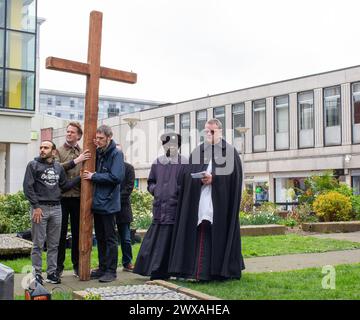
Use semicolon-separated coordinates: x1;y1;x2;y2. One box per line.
352;83;360;144
0;30;3;67
213;106;225;139
196;110;207;144
253;99;266;135
0;0;5;27
298;91;314;130
165;115;175;132
6;31;35;71
324;86;340;127
5;70;34;110
180;113;190;156
232;103;245;138
7;0;36;32
275;95;289;133
0;69;3;107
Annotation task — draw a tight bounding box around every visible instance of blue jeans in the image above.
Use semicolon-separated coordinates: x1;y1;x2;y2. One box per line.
117;222;133;267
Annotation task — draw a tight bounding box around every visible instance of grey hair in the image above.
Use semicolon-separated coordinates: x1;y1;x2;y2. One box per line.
206;118;222;129
96;125;113;137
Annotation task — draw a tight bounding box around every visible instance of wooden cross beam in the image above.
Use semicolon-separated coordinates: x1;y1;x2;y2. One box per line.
46;11;137;281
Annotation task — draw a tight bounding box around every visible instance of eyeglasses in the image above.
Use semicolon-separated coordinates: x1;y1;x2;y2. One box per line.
203;129;219;135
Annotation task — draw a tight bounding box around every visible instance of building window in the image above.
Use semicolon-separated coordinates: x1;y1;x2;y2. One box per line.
70;99;75;107
69;113;75;120
298;91;314;148
107;103;119;118
196;109;207;145
47;112;52;116
5;70;34;110
55;112;61;118
47;97;52;106
324;86;341;146
253;99;266;152
213;106;226;140
232;103;245;152
6;0;36;33
275;177;306;210
56;99;61;106
78;113;83;121
352;82;360;144
164;115;175;133
6;31;35;71
352;176;360;195
275;95;289;150
180;113;190;156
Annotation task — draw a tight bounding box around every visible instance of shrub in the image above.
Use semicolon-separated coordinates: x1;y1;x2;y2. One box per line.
240;189;254;213
313;191;352;222
130;189;153;230
0;191;31;233
292;203;319;223
256;201;278;215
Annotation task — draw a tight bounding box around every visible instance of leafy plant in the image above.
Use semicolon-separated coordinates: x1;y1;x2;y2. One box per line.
255;201;278;215
291;203;319;223
83;292;101;300
0;191;31;233
313;191;352;222
239;211;282;225
130;189;153;230
240;189;254;213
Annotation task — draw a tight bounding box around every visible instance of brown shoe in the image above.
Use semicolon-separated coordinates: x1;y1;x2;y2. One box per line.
123;263;134;272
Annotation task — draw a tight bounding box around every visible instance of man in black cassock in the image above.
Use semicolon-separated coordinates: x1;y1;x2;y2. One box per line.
168;118;245;281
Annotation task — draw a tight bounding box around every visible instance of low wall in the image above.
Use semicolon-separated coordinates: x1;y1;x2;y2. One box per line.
302;221;360;233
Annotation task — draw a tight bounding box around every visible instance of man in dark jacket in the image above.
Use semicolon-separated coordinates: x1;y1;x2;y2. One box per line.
83;125;124;283
116;144;135;272
133;132;187;280
23;140;80;285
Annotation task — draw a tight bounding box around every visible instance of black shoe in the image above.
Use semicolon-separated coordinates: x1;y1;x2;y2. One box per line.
56;269;63;278
73;268;79;278
99;273;116;283
35;274;44;285
46;273;61;284
90;269;105;280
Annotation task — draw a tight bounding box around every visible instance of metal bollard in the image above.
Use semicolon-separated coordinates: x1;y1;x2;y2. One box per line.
0;263;14;300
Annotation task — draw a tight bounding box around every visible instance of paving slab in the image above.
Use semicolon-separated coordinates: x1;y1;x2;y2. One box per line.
0;234;32;256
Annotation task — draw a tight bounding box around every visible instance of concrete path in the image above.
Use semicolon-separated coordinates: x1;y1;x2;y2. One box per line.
306;231;360;243
14;268;149;297
243;249;360;273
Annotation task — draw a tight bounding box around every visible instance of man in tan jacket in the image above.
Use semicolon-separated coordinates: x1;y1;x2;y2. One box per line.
55;122;90;277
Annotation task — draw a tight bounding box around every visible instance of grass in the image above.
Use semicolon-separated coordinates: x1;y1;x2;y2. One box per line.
173;263;360;300
1;234;360;273
241;234;360;257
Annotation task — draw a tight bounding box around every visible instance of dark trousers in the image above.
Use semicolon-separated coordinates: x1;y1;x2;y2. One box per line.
194;220;212;281
94;213;118;274
116;222;133;267
57;197;80;273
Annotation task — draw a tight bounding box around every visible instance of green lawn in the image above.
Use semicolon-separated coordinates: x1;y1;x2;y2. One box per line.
173;263;360;300
2;234;360;273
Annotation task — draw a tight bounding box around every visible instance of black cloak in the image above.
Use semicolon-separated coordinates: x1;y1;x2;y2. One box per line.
168;139;245;279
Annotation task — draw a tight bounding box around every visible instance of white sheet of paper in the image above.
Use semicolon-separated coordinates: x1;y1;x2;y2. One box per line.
191;171;207;179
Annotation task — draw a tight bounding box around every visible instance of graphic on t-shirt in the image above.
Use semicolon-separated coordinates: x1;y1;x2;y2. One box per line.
41;168;59;186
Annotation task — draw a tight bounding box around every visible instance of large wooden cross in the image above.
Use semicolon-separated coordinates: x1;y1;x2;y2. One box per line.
46;11;137;281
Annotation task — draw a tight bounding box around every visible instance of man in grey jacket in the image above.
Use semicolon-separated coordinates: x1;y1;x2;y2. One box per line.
23;140;80;285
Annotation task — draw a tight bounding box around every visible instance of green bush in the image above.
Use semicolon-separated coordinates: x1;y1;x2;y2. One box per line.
130;189;153;230
0;191;31;233
313;191;353;222
255;201;278;215
292;203;319;223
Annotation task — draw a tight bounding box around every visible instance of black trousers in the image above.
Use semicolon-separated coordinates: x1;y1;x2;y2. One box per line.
57;197;80;273
194;220;212;281
94;213;118;275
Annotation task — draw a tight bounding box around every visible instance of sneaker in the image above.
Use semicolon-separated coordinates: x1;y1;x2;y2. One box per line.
46;273;61;284
73;269;79;278
34;274;44;285
56;269;63;278
123;263;134;272
99;273;116;283
90;269;105;280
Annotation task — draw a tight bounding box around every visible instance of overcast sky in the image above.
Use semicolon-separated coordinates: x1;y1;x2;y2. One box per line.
37;0;360;103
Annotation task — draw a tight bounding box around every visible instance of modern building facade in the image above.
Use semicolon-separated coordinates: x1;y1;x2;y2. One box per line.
39;89;164;121
0;0;38;193
47;65;360;209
